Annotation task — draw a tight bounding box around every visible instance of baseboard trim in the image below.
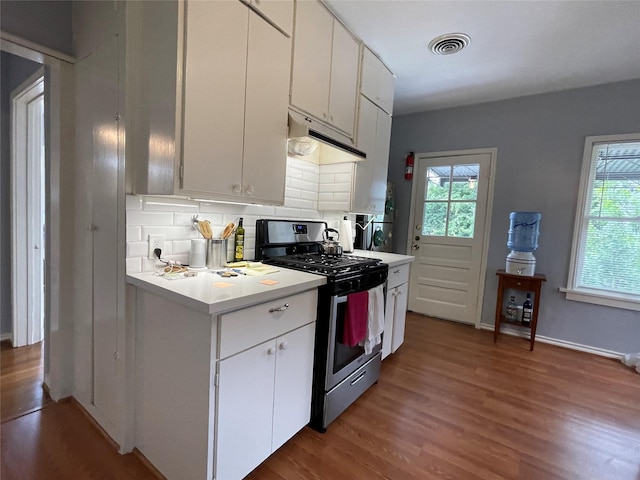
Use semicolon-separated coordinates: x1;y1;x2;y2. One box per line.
479;322;623;359
132;448;167;480
0;333;13;342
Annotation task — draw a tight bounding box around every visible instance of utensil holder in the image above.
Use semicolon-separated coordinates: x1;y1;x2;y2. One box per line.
207;239;228;270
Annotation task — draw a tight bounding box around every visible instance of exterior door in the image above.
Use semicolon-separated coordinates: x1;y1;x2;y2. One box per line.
408;152;493;325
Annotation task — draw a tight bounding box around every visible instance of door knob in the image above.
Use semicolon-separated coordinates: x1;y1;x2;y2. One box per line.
279;341;289;351
415;236;420;241
267;347;276;356
415;225;420;230
412;244;420;250
232;184;241;194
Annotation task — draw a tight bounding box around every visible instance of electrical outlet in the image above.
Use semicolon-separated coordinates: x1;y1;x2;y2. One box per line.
148;234;165;260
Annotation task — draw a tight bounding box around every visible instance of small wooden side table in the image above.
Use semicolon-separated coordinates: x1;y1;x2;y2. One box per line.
494;269;546;351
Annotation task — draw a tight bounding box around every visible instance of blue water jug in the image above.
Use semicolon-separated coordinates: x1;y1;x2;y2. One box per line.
507;212;541;252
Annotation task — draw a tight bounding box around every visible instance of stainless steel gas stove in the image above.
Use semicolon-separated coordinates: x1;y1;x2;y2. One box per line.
256;219;388;431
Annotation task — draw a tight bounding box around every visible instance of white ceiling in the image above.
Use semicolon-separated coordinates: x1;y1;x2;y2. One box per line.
324;0;640;115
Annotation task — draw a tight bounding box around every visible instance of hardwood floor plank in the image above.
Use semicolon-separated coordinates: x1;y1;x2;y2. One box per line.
1;341;53;423
0;401;159;480
2;315;639;480
247;314;640;480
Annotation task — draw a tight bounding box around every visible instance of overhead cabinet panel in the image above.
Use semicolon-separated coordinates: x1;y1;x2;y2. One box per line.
361;47;395;114
249;0;294;36
290;0;333;120
243;10;291;203
290;0;359;137
181;0;247;195
327;20;359;135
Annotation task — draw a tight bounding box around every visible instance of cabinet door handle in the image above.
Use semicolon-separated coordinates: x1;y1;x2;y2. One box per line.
232;184;241;194
393;269;400;274
267;347;276;356
245;185;254;195
269;303;289;313
279;341;288;351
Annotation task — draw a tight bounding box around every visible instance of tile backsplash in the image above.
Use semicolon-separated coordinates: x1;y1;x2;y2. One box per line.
126;157;353;273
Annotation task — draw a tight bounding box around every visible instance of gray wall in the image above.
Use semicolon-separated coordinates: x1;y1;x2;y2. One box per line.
0;1;73;56
0;51;43;337
388;79;640;354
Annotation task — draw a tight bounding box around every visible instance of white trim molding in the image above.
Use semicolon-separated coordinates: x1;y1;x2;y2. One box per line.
564;133;640;312
480;323;624;359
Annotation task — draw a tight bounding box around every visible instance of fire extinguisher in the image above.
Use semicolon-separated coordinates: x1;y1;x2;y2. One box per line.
405;151;414;180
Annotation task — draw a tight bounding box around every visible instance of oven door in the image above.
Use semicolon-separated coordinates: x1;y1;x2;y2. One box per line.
325;294;382;391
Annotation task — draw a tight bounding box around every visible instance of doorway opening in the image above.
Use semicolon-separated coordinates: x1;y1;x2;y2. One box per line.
1;50;51;422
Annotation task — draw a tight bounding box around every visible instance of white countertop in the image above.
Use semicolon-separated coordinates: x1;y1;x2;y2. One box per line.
351;250;415;267
127;268;326;316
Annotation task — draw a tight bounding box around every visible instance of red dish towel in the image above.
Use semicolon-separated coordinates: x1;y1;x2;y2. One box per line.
342;291;369;346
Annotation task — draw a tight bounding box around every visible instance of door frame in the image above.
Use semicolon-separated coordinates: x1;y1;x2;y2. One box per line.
2;34;76;401
406;148;497;328
11;68;45;347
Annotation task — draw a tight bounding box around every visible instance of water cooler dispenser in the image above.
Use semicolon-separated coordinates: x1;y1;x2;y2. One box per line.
505;212;541;276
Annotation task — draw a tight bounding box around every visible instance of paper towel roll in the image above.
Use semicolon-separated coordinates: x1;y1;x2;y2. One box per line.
339;217;354;253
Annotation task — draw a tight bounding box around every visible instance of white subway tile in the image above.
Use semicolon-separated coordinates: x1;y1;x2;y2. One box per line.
320;163;353;174
301;171;319;183
173;240;191;255
128;211;174;226
318;192;333;201
332;192;350;202
126;257;142;274
126;195;143;210
300;189;318;201
286;166;304;180
142;225;196;240
127;241;148;258
318;200;350;211
285;187;301;199
289;178;316;192
126;226;141;242
292;158;319;173
143;196;199;212
322;182;351;193
334;173;352;183
319;174;334;183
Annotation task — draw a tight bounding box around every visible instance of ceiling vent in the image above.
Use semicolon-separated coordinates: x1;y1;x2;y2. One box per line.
428;33;471;55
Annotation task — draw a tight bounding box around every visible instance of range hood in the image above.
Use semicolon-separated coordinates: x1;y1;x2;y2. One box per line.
288;109;366;163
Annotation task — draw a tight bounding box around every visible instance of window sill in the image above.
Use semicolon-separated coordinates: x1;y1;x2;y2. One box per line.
559;287;640;312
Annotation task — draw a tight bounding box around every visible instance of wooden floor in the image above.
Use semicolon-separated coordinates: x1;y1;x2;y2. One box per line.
1;340;53;423
2;314;639;479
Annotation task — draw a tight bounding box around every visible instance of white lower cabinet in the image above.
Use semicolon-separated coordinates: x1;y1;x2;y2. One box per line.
134;288;317;480
215;291;317;480
382;263;410;359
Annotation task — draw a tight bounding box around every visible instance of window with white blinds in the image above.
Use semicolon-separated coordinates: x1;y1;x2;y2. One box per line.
565;134;640;311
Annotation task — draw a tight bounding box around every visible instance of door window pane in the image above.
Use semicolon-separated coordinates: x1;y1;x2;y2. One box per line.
425;166;450;200
448;202;476;238
451;165;479;201
422;163;480;238
423;202;447;236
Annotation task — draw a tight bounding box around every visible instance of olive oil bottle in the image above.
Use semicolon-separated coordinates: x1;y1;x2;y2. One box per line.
234;218;245;262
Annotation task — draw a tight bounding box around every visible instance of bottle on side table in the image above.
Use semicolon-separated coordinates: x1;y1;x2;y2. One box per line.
522;293;533;326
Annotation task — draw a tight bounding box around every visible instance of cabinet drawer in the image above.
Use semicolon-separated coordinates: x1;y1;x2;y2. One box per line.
219;290;317;358
387;263;410;289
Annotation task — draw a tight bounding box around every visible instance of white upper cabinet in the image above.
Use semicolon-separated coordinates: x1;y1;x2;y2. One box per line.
360;47;395;115
290;0;359;137
351;95;392;214
247;0;294;37
182;1;291;204
130;1;290;205
181;1;247;198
